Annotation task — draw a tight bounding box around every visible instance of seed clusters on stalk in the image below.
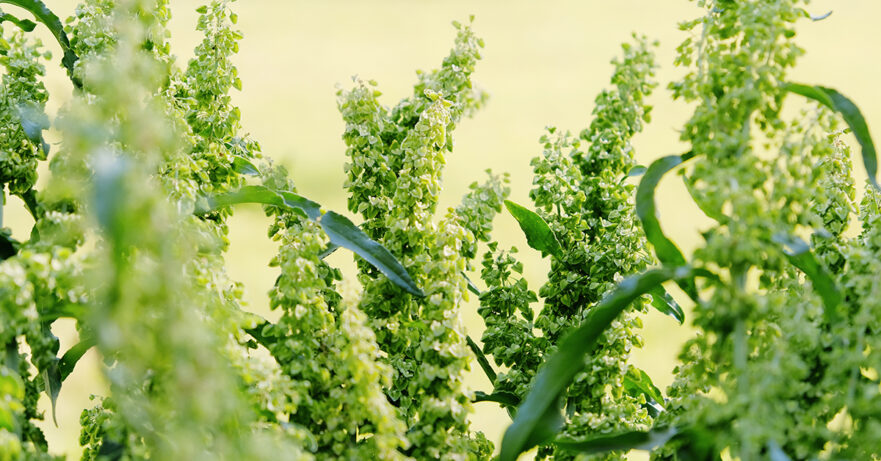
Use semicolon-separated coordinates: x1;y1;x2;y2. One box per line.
651;1;881;458
339;19;502;459
477;36;658;460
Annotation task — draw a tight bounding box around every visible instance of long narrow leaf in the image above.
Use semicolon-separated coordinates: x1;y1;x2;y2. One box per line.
772;234;842;323
200;185;423;297
504;200;563;259
319;211;423;297
784;83;878;189
0;12;36;31
467;335;496;384
0;0;80;87
474;390;520;407
622;367;665;406
554;427;678;455
636;153;699;300
500;267;694;460
58;336;96;381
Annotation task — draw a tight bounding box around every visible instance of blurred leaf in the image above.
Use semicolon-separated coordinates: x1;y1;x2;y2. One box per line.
784;83;878;189
504;200;562;259
16;102;49;155
636;153;699;300
554;427;678;455
767;440;792;461
772;234;842;322
648;286;684;324
627;165;647;177
0;0;80;87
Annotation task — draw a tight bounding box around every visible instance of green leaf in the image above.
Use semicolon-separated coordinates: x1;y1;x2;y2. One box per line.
231;156;259;176
0;12;36;31
622;367;665;405
554;427;678;455
627;165;647;177
319;211;423;297
772;234;842;323
16;102;50;155
504;200;563;259
500;266;714;461
199;185;423;297
41;364;60;426
474;390;520;407
0;0;80;87
784;83;878;189
466;335;496;384
58;336;95;381
636;153;699;300
463;271;482;296
648;286;684;324
0;232;18;261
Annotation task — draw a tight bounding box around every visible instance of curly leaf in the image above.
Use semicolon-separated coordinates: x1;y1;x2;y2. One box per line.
504;199;562;259
784;83;878;189
636;153;699;300
0;12;36;31
0;0;80;87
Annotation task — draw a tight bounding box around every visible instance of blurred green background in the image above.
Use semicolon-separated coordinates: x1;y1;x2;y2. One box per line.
4;1;880;458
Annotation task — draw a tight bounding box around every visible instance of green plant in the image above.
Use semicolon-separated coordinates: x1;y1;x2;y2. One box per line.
0;1;879;460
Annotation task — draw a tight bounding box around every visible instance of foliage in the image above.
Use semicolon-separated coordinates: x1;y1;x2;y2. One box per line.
0;1;879;461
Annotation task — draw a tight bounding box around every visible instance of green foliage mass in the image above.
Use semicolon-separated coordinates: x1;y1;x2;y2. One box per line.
1;0;880;460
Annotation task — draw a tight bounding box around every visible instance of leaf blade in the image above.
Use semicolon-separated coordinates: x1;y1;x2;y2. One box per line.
504;200;563;259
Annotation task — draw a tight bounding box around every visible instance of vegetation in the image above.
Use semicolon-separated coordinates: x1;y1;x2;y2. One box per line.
0;0;878;460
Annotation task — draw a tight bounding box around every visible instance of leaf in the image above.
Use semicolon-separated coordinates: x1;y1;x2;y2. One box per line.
466;335;496;384
648;286;684;324
636;153;699;300
0;12;36;31
200;185;423;297
500;266;716;461
463;271;482;296
554;427;678;455
474;390;520;407
0;0;80;87
0;232;18;261
41;363;61;425
319;211;423;297
504;200;563;259
622;367;665;406
772;234;842;323
627;165;647;177
231;156;259;176
783;83;878;189
58;336;95;381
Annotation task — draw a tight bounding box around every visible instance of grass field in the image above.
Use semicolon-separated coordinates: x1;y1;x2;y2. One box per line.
4;1;880;458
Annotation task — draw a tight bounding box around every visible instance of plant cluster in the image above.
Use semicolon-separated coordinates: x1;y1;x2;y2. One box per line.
0;0;879;460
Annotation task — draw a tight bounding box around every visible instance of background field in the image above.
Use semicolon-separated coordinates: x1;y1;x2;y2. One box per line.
5;1;880;458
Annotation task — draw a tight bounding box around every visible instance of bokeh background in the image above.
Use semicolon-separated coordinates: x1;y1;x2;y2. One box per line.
4;1;880;458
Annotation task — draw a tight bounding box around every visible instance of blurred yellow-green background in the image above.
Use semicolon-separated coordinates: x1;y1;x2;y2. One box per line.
4;1;880;459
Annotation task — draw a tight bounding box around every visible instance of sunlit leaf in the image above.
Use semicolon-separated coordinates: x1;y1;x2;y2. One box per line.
504;199;562;259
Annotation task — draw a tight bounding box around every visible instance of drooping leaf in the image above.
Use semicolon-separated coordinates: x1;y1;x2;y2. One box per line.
784;83;878;189
474;390;520;407
0;0;80;87
554;427;678;455
504;199;563;259
772;234;842;322
41;363;61;425
319;211;423;297
626;165;647;177
500;266;717;460
231;156;259;176
0;231;17;261
648;285;684;324
500;267;694;460
636;153;699;300
0;12;36;31
622;367;665;406
199;185;423;296
16;102;50;154
466;335;496;384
